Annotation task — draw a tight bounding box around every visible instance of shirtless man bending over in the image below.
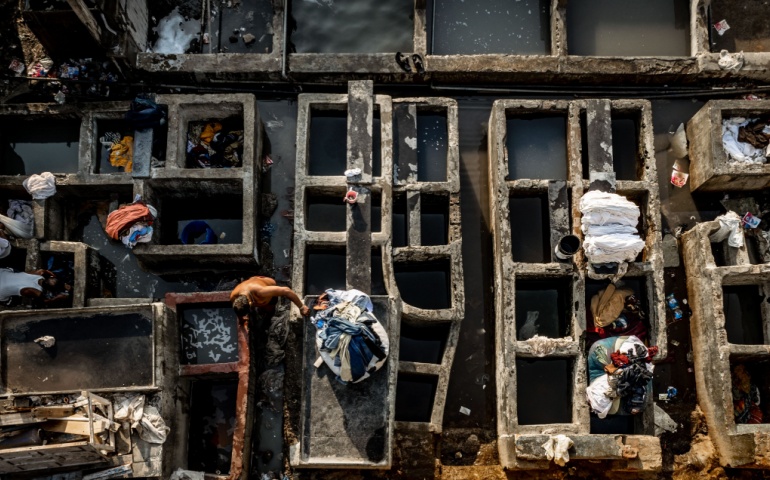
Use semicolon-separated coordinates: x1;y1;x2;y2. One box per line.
230;276;310;320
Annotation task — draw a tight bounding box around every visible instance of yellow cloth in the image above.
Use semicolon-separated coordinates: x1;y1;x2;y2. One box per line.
109;136;133;173
200;122;222;144
590;285;633;328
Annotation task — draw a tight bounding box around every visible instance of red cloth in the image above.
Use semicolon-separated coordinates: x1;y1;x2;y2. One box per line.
105;203;152;240
645;346;659;361
611;352;630;367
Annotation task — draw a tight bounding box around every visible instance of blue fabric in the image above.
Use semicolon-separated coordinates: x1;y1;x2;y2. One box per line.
318;317;381;383
180;221;217;245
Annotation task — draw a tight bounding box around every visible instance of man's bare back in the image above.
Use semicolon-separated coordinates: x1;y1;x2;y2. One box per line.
230;276;309;319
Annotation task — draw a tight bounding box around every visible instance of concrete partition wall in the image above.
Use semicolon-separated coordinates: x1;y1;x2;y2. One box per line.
688;100;770;192
683;220;770;468
133;94;261;273
489;99;665;471
289;84;464;467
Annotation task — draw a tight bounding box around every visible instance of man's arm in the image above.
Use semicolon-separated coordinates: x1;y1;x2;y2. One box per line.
259;286;310;315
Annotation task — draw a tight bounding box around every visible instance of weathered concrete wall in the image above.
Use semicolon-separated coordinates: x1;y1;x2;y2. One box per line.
489;98;665;471
682;220;770;468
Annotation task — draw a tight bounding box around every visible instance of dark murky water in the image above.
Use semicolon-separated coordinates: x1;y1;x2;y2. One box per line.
399;321;451;364
566;0;690;56
395;373;438;422
516;358;572;425
0;119;80;175
180;305;239;364
509;195;550;263
188;379;238;475
612;116;641;181
723;285;765;345
290;0;413;53
3;313;153;392
306;195;346;231
417;112;448;182
515;279;570;340
305;248;346;294
430;0;550;55
506;116;567;180
395;260;451;310
420;194;449;246
209;0;274;54
308;110;347;176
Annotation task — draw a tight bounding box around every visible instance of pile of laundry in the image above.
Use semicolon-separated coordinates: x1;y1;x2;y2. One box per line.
0;200;36;259
732;364;763;424
587;284;648;342
186;117;244;168
722;117;770;164
579;191;645;267
105;196;157;248
586;335;657;418
312;289;389;384
97;131;133;173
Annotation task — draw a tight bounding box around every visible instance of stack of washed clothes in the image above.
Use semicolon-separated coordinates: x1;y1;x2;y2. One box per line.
586;335;658;418
311;289;389;384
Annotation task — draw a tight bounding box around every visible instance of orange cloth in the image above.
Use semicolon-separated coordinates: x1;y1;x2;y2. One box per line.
200;122;222;144
105;203;152;240
109;136;133;172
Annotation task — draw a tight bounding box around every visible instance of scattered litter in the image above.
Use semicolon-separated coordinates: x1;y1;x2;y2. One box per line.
282;249;290;258
475;373;490;388
654;404;678;436
170;469;205;480
713;19;730;36
343;189;358;204
668;123;688;160
34;336;55;348
344;168;362;179
671;169;688;188
717;50;744;72
542;435;573;466
745;94;761;101
658;393;669;401
666;293;684;320
688;367;694;373
220;232;226;239
670;339;680;346
8;58;25;76
152;8;201;54
682;298;688;305
667;386;678;400
261;222;276;239
743;212;761;229
202;32;210;44
459;406;471;415
710;211;744;247
243;33;256;45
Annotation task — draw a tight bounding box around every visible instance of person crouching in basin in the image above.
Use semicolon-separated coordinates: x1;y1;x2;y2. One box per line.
230;276;310;321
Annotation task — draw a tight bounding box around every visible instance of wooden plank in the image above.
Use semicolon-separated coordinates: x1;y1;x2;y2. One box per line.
31;406;76;419
0;413;41;427
65;0;102;44
42;420;106;436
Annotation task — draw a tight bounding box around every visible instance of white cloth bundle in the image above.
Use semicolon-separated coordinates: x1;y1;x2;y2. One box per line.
580;191;645;264
22;172;56;200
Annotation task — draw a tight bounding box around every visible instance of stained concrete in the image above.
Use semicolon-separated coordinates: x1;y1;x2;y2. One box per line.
687;100;770;192
682;219;770;468
489;98;665;470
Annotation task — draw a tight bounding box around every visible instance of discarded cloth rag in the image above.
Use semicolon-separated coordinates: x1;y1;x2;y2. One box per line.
542;435;573;466
722;117;769;164
22;172;56;200
709;211;744;248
